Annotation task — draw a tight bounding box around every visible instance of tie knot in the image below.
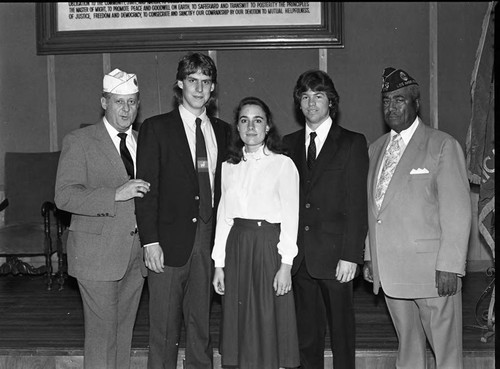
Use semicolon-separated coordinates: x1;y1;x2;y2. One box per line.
392;134;401;143
118;132;127;141
195;118;202;127
310;132;317;140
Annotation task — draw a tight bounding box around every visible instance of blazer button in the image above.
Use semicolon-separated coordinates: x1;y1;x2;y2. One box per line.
305;203;311;209
304;226;310;231
130;231;135;236
195;195;200;200
377;219;382;224
192;218;197;223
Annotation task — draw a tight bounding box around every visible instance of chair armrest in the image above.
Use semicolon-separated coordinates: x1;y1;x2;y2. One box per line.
41;201;55;217
0;198;8;212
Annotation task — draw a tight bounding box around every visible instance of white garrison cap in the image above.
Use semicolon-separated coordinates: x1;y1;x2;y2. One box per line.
103;68;139;94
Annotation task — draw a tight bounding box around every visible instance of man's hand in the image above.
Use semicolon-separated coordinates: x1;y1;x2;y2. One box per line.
115;179;150;201
213;267;225;295
336;259;357;283
273;263;292;296
436;270;458;296
363;261;373;283
144;244;164;273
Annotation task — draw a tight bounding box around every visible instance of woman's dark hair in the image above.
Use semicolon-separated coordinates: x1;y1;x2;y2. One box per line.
173;52;217;106
227;96;285;164
293;69;340;120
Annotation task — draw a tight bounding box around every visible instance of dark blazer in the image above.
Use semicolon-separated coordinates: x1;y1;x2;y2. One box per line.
283;123;369;279
135;108;230;267
55;120;146;280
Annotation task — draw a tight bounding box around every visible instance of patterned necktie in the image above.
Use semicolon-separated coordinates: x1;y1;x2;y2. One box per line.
117;132;134;179
375;134;402;210
195;118;212;223
307;131;317;170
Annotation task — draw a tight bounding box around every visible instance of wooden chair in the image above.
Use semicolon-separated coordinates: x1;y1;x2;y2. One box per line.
0;151;66;290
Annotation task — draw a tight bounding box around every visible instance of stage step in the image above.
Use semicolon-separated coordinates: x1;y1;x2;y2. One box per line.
0;349;494;369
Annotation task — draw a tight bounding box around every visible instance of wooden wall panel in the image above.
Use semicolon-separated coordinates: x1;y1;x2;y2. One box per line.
54;54;103;148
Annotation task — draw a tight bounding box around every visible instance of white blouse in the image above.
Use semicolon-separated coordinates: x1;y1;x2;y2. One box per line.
212;145;300;268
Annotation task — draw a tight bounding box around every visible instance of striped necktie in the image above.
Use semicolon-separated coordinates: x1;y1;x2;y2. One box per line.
117;132;134;179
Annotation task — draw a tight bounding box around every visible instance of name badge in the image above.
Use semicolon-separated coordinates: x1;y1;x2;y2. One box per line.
197;158;209;172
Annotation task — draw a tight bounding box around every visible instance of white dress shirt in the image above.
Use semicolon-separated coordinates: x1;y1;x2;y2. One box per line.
178;104;218;206
212;145;300;268
103;117;137;174
305;116;333;159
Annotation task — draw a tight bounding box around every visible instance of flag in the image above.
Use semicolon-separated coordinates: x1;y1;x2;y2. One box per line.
465;1;495;257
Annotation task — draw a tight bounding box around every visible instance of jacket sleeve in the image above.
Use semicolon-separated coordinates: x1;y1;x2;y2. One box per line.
435;137;472;276
135;119;162;245
342;134;369;264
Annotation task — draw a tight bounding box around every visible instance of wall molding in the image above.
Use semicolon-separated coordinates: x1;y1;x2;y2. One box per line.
47;55;58;151
319;48;327;72
429;2;439;128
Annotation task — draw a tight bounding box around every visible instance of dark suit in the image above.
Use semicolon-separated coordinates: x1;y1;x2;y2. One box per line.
135;108;230;368
55;120;147;369
283;123;368;369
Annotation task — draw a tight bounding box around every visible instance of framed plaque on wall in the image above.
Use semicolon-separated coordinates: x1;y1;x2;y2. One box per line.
36;2;343;54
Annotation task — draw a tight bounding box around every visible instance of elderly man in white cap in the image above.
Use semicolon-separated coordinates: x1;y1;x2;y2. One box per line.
55;68;150;369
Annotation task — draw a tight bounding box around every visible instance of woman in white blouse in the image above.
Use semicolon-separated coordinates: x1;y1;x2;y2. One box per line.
212;96;300;369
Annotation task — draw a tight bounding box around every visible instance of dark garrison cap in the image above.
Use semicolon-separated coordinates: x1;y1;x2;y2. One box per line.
381;67;418;93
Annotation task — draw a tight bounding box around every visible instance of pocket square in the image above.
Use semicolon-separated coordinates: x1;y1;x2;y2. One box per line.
410;168;429;174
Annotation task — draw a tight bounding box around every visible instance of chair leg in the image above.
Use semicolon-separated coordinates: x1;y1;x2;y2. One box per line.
45;252;53;291
56;253;67;291
55;230;67;291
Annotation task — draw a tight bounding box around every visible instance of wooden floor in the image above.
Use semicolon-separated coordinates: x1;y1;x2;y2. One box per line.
0;271;495;369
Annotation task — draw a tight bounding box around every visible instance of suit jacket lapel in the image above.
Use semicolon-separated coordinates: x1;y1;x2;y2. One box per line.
170;110;198;183
209;116;225;167
309;124;341;188
290;129;309;190
94;120;128;180
379;122;426;212
369;134;390;216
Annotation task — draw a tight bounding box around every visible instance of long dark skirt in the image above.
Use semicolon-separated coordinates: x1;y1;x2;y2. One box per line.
219;218;300;369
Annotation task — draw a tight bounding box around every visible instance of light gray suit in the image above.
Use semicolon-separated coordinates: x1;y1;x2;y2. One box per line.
55;120;146;369
365;119;471;369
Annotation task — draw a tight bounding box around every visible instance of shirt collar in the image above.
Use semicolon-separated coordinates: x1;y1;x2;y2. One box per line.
390;116;420;146
243;144;266;161
103;116;132;138
305;116;333;142
179;104;208;127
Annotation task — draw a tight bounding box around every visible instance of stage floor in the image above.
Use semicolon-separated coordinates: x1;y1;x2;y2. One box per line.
0;270;494;367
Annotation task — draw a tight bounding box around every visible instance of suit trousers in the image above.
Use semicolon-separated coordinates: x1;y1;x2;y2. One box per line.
77;234;145;369
293;261;355;369
147;218;214;369
385;292;463;369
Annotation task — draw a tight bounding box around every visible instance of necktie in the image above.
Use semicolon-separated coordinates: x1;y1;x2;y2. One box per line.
117;132;134;179
307;131;317;170
195;118;212;223
375;134;402;210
